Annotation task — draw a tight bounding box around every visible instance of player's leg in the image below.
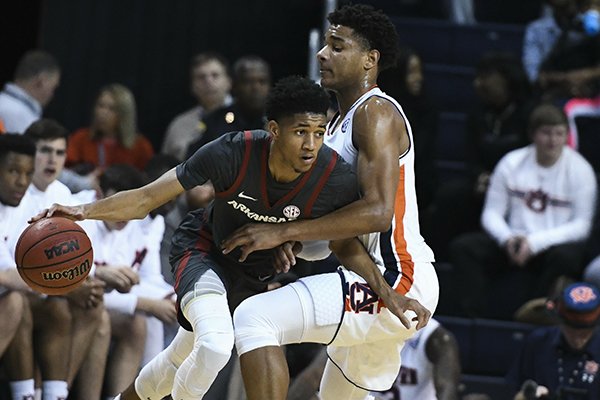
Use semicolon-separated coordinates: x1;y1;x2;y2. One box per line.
104;311;147;397
1;291;36;400
29;294;72;400
234;275;341;400
117;327;195;400
66;298;105;387
319;359;374;400
171;269;235;399
69;308;111;400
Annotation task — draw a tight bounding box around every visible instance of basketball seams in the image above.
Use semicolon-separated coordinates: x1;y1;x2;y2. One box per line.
17;229;90;267
18;247;93;270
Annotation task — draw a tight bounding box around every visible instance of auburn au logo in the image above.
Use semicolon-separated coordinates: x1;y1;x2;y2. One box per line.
44;240;80;259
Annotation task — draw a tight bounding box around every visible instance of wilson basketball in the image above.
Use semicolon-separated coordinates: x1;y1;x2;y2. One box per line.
15;217;93;295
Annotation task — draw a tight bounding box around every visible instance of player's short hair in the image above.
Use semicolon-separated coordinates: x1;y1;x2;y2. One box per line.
0;134;36;164
328;4;399;71
23;119;69;143
14;50;60;81
99;164;146;194
528;103;568;135
190;52;231;77
265;76;330;122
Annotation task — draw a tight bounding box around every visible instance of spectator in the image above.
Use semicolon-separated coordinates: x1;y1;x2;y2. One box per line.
448;104;597;318
523;0;580;83
0;50;60;133
184;55;270;157
509;282;600;400
63;83;154;192
379;47;438;215
21;119;108;400
428;53;532;260
161;52;232;161
538;0;600;100
77;165;176;398
0;134;36;400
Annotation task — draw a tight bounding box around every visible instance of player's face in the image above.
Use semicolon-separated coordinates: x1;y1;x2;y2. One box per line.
235;64;271;113
93;92;119;134
270;112;327;178
0;152;34;206
318;25;370;90
191;60;232;109
533;124;568;166
33;138;67;191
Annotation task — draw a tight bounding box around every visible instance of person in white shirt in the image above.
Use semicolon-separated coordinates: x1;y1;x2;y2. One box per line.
0;134;37;400
449;104;598;318
0;50;60;133
79;165;176;399
21;119;110;400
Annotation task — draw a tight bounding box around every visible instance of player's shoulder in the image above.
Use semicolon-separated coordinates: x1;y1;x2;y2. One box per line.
226;129;270;145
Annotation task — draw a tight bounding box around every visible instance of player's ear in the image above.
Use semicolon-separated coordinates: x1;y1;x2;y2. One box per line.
365;49;380;71
267;120;280;138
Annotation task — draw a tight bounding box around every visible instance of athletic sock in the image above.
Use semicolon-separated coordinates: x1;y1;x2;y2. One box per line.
9;379;35;400
41;380;68;400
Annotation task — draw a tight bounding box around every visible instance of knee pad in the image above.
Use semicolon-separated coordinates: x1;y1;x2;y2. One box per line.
172;294;234;399
135;329;194;399
233;301;280;356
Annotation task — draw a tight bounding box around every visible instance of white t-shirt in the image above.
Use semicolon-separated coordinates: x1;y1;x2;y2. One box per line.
0;83;42;133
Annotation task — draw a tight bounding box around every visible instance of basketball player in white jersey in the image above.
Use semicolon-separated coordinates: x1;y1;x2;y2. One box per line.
223;4;439;400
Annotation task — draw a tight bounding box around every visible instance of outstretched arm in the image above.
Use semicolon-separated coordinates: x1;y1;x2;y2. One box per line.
222;98;407;260
330;237;430;330
31;168;185;222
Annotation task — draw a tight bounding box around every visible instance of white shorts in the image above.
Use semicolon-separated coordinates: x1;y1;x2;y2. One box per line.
234;262;439;391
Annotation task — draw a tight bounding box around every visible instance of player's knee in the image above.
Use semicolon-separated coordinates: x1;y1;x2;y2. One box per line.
193;328;234;368
233;302;279;355
41;297;72;332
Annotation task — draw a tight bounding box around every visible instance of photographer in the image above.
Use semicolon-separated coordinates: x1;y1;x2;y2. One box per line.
509;282;600;399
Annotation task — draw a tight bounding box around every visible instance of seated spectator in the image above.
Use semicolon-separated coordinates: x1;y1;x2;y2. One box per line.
509;282;600;400
379;47;438;216
523;0;580;83
0;134;36;400
22;119;108;400
62;84;154;191
428;53;532;260
161;52;232;161
0;50;60;133
538;0;600;101
78;165;176;398
448;104;597;318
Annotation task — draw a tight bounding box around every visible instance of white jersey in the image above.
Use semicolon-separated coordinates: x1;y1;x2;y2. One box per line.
396;318;440;399
325;86;435;294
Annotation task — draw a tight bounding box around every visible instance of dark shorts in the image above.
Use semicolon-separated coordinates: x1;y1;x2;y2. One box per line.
170;210;270;331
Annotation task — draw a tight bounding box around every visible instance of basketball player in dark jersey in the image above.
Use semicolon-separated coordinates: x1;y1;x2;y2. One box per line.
32;76;409;400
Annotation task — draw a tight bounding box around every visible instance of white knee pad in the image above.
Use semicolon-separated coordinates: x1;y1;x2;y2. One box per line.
135;328;194;399
172;294;234;399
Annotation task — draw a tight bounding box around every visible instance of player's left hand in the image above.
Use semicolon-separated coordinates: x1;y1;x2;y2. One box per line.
221;223;287;262
272;241;302;273
380;289;431;330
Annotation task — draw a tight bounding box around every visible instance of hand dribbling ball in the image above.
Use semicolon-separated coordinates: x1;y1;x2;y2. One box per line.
15;217;93;295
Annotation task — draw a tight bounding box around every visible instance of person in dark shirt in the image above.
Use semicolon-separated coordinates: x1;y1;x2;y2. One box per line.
31;76;429;400
509;282;600;400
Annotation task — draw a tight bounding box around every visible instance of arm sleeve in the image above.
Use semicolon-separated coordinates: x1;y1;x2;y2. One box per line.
481;158;513;245
527;161;598;254
175;131;245;191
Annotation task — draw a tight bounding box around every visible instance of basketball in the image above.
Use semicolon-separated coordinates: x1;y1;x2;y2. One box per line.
15;217;93;295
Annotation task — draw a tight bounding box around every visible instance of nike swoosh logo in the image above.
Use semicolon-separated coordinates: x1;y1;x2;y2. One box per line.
238;191;257;201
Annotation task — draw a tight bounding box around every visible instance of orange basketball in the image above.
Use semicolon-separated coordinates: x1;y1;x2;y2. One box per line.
15;217;93;295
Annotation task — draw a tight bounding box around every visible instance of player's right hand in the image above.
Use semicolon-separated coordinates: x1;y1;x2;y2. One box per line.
272;241;302;273
381;289;431;331
29;203;86;223
95;266;140;293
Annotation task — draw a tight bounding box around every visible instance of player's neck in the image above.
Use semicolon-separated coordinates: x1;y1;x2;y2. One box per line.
335;81;377;115
32;177;50;192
